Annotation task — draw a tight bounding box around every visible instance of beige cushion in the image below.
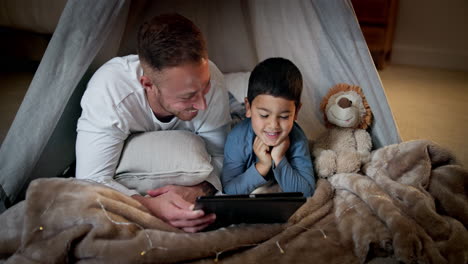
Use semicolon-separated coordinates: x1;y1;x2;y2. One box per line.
115;130;213;195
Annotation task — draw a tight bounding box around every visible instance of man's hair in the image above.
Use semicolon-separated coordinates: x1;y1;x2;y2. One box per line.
247;57;303;107
137;13;207;71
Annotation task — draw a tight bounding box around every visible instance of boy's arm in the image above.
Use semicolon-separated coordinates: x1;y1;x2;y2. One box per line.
272;131;316;197
221;132;269;195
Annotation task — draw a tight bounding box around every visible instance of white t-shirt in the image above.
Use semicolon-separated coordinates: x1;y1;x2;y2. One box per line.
76;55;231;196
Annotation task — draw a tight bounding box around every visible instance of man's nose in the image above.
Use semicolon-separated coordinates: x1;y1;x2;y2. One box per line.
193;93;207;110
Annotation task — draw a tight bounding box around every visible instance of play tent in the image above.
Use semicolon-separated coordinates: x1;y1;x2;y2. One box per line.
0;0;400;212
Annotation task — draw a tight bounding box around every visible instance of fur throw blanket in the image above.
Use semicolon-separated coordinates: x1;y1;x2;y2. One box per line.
0;140;467;263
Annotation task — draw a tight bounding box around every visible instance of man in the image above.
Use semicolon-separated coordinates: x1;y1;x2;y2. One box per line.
75;13;231;232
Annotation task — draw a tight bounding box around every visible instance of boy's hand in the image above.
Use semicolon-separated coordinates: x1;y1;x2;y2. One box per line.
271;136;290;166
253;136;272;177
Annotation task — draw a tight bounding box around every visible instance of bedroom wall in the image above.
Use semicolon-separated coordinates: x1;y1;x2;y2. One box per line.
391;0;468;71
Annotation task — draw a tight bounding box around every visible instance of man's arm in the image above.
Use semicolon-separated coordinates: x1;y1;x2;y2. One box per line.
75;130;139;196
135;181;217;233
132;185;216;232
147;181;216;202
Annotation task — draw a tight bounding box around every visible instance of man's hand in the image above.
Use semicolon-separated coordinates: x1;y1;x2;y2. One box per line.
271;136;290;166
147;182;215;203
253;136;272;176
131;182;216;233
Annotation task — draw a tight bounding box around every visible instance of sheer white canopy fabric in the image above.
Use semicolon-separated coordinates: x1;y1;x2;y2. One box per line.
0;0;130;211
0;0;400;211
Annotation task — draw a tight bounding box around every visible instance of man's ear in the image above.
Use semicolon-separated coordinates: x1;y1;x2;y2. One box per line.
294;102;302;120
244;97;252;118
140;75;154;92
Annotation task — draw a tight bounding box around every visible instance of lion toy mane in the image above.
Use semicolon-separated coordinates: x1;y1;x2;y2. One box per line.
312;83;373;178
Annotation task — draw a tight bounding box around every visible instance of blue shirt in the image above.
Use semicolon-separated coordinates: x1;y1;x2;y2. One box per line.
222;118;315;196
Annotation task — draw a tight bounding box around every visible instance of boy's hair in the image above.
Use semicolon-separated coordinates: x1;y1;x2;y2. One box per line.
137;13;208;71
247;57;303;107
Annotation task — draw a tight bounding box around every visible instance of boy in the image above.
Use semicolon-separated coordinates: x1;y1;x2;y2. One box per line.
222;57;315;197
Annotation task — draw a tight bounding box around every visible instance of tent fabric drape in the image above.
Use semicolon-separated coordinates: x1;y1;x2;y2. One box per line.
0;0;130;211
0;0;400;212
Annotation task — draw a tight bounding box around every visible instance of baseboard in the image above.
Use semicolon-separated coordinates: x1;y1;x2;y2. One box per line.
391;45;468;72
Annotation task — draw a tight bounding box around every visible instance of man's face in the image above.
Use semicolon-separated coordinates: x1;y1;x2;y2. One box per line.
245;94;298;147
142;59;211;121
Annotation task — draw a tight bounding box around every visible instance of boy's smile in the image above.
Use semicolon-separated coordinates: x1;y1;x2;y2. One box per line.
245;94;298;147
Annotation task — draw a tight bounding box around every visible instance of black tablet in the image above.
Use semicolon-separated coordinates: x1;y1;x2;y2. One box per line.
194;192;306;228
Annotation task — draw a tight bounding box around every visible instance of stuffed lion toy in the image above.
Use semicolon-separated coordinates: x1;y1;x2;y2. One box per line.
312;83;373;178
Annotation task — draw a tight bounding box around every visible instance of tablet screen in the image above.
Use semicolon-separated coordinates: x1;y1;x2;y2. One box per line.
195;192;306;228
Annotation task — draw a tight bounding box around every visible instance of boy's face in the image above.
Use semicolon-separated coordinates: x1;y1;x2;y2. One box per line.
245;94;299;147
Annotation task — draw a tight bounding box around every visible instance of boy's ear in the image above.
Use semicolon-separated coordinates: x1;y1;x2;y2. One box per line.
294;102;302;120
244;97;252;118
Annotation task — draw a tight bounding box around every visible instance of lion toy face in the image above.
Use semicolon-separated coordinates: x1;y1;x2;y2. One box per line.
321;83;372;130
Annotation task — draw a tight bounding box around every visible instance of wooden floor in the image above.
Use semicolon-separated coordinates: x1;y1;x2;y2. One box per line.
1;65;467;168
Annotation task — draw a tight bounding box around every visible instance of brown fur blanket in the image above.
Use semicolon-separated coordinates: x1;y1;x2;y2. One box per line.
0;140;467;263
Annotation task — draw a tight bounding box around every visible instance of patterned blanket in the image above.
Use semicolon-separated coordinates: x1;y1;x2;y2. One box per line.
0;140;467;263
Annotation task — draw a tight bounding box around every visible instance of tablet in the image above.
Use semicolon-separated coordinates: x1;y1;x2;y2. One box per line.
194;192;306;228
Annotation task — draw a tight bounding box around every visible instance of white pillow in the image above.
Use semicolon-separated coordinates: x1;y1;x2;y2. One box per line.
224;71;251;103
115;130;213;195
